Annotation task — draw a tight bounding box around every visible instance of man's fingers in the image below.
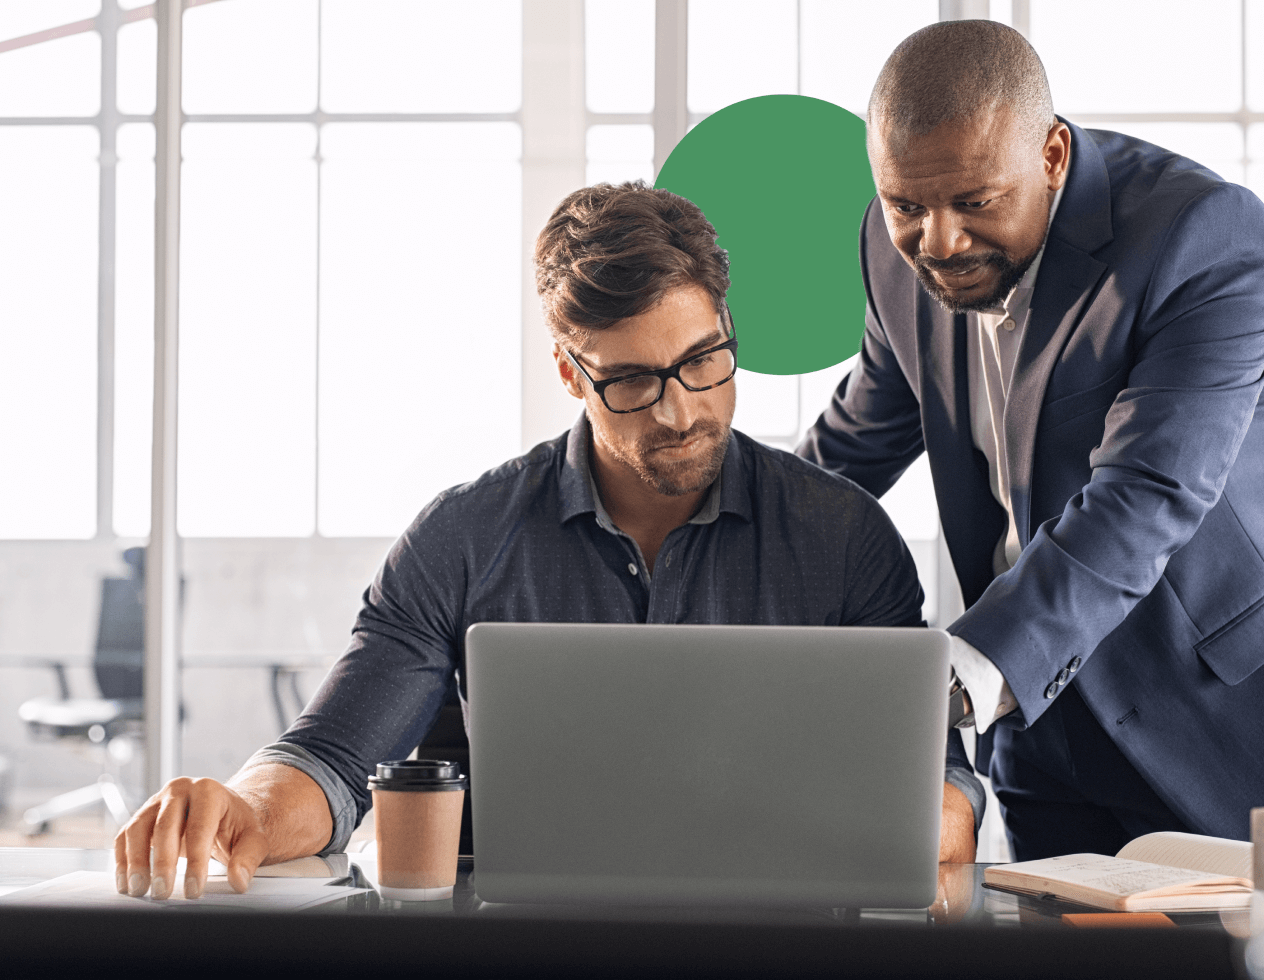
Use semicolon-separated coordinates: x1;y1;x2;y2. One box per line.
119;800;160;897
148;791;190;899
112;825;130;894
180;779;231;899
224;828;271;894
113;777;265;901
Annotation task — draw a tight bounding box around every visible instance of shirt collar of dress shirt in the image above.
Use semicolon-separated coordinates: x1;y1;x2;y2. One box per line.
558;412;752;527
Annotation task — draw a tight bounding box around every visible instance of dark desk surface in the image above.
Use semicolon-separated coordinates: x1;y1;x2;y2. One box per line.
0;847;1258;980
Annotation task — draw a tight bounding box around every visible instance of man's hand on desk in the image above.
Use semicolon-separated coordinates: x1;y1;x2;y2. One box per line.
938;781;977;865
115;777;267;899
113;763;332;900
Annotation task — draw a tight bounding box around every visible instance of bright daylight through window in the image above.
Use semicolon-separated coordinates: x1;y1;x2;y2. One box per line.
0;0;522;541
1;0;1263;551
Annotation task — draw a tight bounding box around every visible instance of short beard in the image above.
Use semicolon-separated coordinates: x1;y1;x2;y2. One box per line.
914;248;1039;313
615;418;730;497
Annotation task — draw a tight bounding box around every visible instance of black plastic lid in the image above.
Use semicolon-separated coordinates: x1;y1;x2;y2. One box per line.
367;759;468;792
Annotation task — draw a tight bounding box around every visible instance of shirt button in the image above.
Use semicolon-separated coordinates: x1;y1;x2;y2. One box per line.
1068;656;1082;673
627;563;638;576
1001;317;1016;331
1057;668;1071;686
1044;682;1059;699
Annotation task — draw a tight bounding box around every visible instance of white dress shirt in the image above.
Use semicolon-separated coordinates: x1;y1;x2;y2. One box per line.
950;186;1065;733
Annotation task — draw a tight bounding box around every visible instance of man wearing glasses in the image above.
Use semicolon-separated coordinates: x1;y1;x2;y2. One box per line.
115;182;981;901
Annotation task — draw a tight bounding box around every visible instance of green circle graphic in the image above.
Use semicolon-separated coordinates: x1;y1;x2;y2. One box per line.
655;95;875;375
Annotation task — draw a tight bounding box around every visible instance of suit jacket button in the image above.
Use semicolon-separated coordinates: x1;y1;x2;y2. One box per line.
1057;668;1071;685
1044;681;1059;699
1068;656;1082;673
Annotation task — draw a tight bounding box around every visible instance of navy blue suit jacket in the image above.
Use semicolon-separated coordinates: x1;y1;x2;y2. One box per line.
799;121;1264;841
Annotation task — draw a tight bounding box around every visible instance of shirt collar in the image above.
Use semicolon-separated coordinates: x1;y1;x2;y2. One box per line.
558;412;752;527
558;412;596;524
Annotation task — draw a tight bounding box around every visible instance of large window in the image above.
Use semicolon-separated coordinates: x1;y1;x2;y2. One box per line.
0;0;524;541
10;1;1260;546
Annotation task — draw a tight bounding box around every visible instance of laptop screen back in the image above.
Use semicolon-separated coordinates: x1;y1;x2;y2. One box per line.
465;623;950;909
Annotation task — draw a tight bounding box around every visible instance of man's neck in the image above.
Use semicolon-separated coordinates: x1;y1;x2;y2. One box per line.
589;442;709;574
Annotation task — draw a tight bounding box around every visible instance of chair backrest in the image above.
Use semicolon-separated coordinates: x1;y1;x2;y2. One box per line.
93;548;145;700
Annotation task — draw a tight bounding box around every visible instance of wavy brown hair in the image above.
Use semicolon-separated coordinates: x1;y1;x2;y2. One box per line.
534;181;731;348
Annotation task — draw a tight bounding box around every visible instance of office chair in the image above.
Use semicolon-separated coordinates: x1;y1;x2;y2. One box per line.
17;547;147;834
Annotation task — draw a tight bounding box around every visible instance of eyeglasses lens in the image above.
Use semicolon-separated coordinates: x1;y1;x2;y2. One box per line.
604;348;736;412
680;347;736;389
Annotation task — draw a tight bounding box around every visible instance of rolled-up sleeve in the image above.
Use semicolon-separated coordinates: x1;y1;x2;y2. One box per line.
944;727;985;834
240;742;359;855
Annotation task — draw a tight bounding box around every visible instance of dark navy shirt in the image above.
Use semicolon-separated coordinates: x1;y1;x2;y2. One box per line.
251;414;982;850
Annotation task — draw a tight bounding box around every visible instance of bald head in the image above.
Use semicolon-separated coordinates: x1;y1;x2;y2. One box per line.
865;23;1071;313
869;20;1055;157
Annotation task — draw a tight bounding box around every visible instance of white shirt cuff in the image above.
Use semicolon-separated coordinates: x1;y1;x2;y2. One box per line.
949;636;1018;735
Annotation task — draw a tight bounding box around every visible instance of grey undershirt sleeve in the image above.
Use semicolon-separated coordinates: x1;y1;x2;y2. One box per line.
241;742;360;855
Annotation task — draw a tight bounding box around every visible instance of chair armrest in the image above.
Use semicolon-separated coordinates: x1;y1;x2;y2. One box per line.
3;657;73;699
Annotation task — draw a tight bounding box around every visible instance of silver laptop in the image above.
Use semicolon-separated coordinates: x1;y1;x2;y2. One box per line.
465;623;951;909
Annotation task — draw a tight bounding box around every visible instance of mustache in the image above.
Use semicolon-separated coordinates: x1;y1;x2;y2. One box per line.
915;251;1005;274
640;419;726;453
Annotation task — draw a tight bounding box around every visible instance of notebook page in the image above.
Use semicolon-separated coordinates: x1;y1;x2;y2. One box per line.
1116;833;1253;881
985;854;1236;902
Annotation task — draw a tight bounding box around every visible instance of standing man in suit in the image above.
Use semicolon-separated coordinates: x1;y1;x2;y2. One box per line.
799;20;1264;859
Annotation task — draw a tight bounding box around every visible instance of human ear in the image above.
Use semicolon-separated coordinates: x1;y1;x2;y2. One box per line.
553;344;585;400
1043;122;1072;191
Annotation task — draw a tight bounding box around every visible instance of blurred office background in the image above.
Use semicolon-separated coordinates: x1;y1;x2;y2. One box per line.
0;0;1260;858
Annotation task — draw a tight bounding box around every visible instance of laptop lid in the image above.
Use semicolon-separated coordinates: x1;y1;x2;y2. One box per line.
465;622;951;909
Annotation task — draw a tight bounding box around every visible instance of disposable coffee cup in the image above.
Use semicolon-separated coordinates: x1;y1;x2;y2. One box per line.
369;759;468;901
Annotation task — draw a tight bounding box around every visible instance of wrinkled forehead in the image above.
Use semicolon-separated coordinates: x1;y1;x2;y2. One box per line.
870;112;1032;197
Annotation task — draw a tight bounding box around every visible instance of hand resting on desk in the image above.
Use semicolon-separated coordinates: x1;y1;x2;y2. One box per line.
114;764;332;900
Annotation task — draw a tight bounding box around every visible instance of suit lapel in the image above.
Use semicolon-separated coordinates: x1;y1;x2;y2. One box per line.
1004;242;1108;546
917;287;1005;607
1003;121;1114;548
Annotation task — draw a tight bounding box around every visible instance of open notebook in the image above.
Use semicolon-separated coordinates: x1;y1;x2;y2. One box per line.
984;832;1253;913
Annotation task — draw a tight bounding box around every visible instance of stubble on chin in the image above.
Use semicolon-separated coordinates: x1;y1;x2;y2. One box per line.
620;419;730;497
914;248;1038;314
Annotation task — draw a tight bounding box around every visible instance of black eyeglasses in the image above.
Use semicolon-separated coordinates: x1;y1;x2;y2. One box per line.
564;336;739;414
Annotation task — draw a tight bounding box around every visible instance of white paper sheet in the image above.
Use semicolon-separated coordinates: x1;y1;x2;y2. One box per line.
204;853;352;878
1115;832;1253;881
0;870;369;911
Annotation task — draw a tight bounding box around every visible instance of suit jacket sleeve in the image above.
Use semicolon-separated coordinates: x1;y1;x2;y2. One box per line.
952;181;1264;725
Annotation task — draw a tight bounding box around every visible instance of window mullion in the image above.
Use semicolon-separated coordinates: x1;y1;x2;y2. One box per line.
97;0;120;539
